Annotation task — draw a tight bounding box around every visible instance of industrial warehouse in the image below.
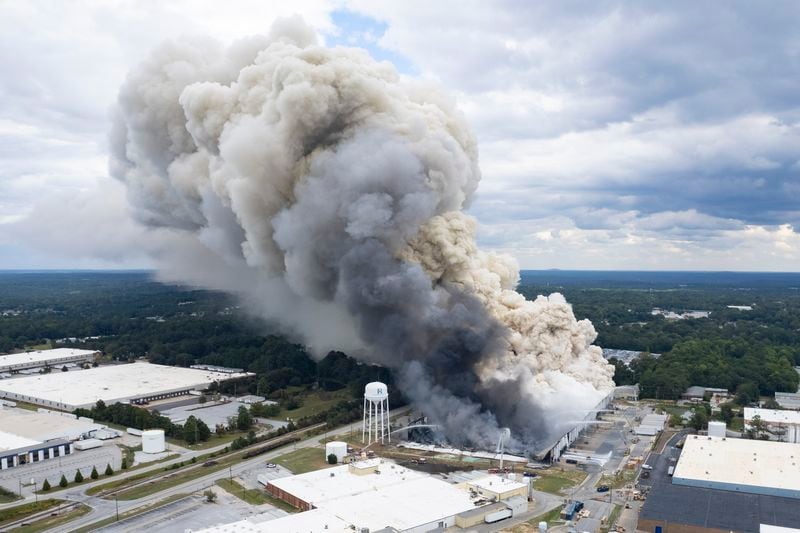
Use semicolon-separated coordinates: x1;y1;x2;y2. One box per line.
639;432;800;532
0;347;98;374
0;406;106;470
744;407;800;443
198;458;530;532
0;361;253;410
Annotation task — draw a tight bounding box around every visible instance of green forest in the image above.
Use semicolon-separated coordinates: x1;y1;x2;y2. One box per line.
519;272;800;400
1;271;798;410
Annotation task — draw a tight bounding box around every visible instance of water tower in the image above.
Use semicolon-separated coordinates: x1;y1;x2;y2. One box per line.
362;382;390;445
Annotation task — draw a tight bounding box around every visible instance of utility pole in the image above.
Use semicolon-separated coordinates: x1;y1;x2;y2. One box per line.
115;495;119;521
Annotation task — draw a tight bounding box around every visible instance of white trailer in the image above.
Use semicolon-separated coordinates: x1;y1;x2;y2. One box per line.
74;439;103;451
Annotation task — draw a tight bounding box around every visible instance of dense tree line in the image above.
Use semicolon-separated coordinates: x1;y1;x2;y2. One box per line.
4;271;798;408
519;277;800;400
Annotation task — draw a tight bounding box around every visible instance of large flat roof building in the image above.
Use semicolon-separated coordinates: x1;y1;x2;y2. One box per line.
640;435;800;533
775;392;800;410
0;362;253;411
0;348;97;373
0;407;103;442
744;407;800;443
202;460;503;533
673;435;800;499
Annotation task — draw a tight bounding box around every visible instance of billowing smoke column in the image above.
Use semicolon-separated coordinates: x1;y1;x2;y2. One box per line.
111;17;614;449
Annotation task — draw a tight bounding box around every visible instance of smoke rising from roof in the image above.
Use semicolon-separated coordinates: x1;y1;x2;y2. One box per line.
111;16;614;449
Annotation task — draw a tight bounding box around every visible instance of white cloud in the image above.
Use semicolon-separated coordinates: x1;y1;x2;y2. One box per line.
1;1;800;270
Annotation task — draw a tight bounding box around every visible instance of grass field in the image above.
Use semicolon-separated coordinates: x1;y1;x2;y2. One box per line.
14;503;91;533
532;468;586;495
506;507;563;532
0;486;20;503
72;493;189;533
600;468;637;489
272;447;332;474
0;500;64;528
213;478;297;513
166;430;246;451
276;389;351;421
113;462;225;500
601;504;622;533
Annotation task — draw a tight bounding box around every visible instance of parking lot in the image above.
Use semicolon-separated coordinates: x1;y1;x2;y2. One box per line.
0;444;122;492
97;487;290;532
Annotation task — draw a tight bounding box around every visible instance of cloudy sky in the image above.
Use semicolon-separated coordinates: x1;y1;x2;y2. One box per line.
1;0;798;271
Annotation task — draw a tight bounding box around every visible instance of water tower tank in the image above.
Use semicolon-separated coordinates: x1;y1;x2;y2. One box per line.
325;441;348;463
142;429;166;454
364;382;388;401
362;382;390;445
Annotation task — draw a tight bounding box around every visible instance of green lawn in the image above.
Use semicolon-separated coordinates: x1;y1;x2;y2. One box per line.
214;478;298;513
72;493;189;533
14;503;90;533
166;431;247;451
600;468;637;489
601;504;622;533
0;486;20;503
0;500;64;528
532;469;586;495
506;507;563;532
277;389;351;421
272;447;332;474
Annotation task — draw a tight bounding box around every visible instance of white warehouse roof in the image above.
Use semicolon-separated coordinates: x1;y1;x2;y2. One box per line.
468;475;528;494
745;407;800;425
331;476;477;531
0;407;103;442
672;435;800;499
208;459;480;532
267;460;428;506
0;362;253;410
194;509;349;533
0;430;41;452
0;348;97;372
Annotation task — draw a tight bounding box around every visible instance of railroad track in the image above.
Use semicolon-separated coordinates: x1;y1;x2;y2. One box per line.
0;422;327;531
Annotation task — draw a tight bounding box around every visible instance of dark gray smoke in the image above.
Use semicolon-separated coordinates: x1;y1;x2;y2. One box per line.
110;16;613;449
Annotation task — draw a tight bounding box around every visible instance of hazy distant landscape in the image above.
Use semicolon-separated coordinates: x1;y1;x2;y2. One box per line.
2;270;798;409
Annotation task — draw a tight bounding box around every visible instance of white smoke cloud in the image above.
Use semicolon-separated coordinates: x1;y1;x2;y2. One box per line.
112;16;613;448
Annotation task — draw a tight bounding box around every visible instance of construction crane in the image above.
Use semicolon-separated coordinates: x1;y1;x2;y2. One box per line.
497;427;511;471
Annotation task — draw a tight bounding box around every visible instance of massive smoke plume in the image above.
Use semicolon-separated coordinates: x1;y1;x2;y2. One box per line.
111;17;614;449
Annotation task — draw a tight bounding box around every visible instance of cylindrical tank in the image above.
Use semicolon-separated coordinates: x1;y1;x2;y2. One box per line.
325;441;348;463
142;429;166;454
364;382;388;401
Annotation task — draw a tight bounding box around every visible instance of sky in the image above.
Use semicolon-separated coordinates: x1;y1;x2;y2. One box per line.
0;0;798;271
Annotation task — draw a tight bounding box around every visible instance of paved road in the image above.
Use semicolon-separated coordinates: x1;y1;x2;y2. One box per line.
46;409;409;532
0;438;232;511
0;446;122;494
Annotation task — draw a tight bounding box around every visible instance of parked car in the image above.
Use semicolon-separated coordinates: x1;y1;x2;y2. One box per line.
596;485;610;492
265;463;277;468
641;464;653;470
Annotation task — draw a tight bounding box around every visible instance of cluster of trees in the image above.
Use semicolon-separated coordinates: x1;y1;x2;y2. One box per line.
518;278;800;401
612;339;798;400
74;400;188;441
41;464;115;491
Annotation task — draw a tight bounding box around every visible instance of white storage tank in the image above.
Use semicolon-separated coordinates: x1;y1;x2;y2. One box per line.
142;429;166;454
708;421;726;438
325;441;348;463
